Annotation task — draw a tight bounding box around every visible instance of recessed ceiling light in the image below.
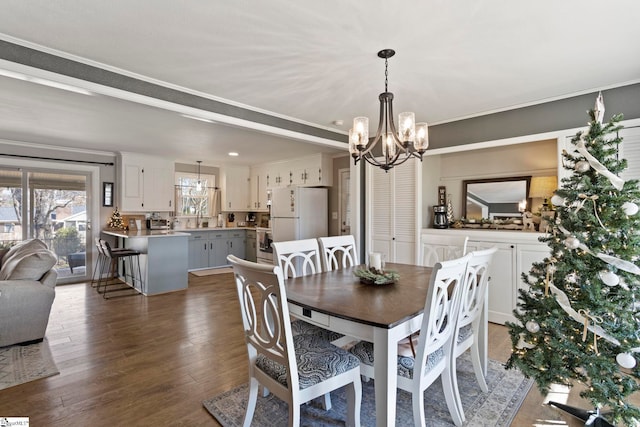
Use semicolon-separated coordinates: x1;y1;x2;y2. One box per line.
228;152;239;157
332;120;344;126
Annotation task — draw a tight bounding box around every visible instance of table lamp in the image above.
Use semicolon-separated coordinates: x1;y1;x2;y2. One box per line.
529;176;558;211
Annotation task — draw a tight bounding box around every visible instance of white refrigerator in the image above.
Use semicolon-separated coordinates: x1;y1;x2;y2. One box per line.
270;187;328;243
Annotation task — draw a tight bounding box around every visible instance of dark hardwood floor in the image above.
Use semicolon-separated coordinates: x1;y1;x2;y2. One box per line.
0;272;620;426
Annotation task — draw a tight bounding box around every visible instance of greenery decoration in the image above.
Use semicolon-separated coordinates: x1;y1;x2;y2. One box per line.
354;266;399;285
506;94;640;425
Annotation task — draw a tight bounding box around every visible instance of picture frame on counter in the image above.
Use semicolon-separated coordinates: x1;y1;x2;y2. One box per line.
103;182;114;207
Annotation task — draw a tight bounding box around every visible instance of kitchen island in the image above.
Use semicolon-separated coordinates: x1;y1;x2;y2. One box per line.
102;229;190;296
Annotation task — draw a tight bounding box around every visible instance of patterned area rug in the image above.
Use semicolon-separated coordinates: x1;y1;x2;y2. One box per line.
203;354;533;426
0;340;59;391
190;267;234;277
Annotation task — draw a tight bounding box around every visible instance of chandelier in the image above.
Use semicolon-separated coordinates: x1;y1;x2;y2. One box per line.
349;49;429;171
195;160;202;191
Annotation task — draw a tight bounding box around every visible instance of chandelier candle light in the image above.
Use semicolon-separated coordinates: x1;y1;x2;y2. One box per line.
349;49;429;171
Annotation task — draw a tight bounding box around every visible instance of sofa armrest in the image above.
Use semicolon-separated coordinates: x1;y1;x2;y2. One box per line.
40;270;58;288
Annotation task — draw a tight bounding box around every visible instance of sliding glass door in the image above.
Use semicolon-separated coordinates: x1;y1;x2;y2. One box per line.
0;167;90;284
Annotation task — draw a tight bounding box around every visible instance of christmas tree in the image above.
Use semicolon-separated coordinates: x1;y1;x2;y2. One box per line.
106;207;126;230
507;93;640;425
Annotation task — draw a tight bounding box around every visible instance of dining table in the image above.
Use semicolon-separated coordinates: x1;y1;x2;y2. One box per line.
285;261;490;427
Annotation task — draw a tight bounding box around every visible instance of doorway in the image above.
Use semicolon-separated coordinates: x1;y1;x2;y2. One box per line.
338;168;351;235
0;167;91;284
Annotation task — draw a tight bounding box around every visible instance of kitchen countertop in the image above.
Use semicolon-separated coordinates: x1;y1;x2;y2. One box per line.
173;226;258;232
102;229;190;238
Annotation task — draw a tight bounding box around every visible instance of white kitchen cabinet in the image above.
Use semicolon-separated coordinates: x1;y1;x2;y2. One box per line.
249;166;269;212
118;152;174;212
421;229;549;325
367;159;421;264
264;153;334;189
220;166;250;211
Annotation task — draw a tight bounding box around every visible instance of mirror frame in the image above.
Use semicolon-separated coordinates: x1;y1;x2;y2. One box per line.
462;175;532;219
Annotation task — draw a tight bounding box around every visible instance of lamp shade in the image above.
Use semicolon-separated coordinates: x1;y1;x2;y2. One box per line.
529;176;558;199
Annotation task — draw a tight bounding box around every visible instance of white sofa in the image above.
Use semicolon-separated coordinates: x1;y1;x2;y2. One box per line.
0;239;58;347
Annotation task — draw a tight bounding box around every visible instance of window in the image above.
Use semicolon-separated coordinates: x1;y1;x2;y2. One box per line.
175;173;217;217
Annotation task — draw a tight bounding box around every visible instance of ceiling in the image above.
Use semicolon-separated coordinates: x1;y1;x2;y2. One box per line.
0;1;639;167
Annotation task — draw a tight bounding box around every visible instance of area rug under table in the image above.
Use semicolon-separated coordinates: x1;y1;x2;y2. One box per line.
0;339;59;391
204;354;533;426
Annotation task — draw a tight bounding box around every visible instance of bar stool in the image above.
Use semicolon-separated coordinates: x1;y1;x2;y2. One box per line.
97;239;144;298
91;237;131;289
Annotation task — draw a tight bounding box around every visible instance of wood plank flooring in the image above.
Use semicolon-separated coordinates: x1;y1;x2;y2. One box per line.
0;272;624;426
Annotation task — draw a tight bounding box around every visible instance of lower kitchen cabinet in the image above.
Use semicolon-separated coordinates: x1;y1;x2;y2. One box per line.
188;229;247;270
245;229;257;262
421;229;549;325
188;232;209;270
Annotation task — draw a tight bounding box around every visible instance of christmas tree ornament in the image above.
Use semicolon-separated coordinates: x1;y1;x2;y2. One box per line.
599;270;620;287
525;320;540;333
616;352;636;369
622;201;639;216
516;334;536;349
551;194;566;207
564;236;580;249
566;272;578;283
574;160;590;173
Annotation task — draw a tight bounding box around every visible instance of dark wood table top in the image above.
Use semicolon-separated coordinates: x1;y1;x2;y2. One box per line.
285;262;433;329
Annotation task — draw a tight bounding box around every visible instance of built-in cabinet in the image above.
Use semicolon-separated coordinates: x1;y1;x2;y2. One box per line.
220;166;251;211
187;229;247;270
367;159;421;264
421;229;549;325
118;152;174;212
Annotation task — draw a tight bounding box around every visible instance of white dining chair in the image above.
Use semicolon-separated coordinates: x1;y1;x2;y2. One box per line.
349;253;471;427
450;246;497;422
420;233;469;267
317;235;358;271
271;239;342;340
227;255;362;427
271;238;341;409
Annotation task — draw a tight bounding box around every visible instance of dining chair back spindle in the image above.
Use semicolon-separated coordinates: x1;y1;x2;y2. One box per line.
227;255;362;427
450;246;497;423
350;253;472;427
317;235;358;271
271;239;322;279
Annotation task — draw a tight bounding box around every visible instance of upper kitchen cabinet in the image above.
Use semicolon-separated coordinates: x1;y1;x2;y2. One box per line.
118;152;174;212
249;165;269;212
220;166;250;211
266;153;333;189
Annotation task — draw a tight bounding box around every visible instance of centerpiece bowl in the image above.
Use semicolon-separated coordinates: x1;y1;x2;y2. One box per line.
353;265;399;285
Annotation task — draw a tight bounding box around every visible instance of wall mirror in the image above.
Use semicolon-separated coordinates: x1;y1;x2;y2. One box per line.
462;176;531;220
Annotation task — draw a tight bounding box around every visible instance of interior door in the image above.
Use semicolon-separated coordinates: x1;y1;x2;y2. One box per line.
338;168;351;235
